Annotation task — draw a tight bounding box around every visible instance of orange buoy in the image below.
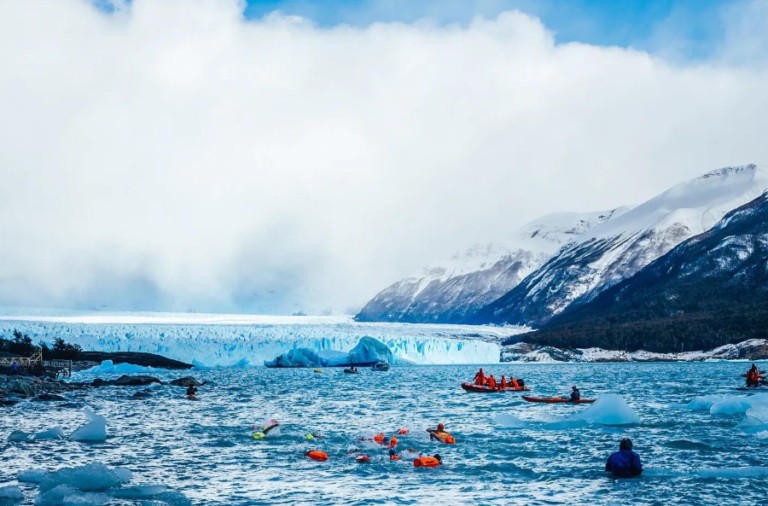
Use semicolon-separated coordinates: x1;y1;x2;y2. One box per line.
306;451;328;461
413;455;441;468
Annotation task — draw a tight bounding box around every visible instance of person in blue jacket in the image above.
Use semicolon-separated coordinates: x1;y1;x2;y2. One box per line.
606;438;643;478
570;386;581;401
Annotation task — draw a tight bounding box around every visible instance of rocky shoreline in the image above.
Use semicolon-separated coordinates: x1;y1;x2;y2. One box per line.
501;339;768;363
0;373;204;406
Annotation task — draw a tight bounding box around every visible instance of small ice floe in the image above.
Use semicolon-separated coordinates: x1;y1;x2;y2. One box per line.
74;360;159;378
0;485;23;503
546;394;640;428
492;413;526;428
21;462;187;506
18;469;46;483
69;408;107;442
7;431;32;443
33;427;65;441
34;485;109;506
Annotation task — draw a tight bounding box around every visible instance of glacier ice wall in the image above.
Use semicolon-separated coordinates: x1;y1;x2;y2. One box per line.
0;314;509;366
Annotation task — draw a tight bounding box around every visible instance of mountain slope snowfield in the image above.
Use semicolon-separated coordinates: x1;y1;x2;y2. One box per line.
515;189;768;354
473;165;768;327
356;209;627;324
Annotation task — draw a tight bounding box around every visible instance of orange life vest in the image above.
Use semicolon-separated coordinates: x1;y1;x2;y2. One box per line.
414;457;440;468
511;378;520;389
435;431;455;444
307;451;328;461
374;433;385;443
356;455;370;463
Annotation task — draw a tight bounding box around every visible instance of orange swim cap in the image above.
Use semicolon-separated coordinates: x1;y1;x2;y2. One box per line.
398;428;409;435
437;423;444;431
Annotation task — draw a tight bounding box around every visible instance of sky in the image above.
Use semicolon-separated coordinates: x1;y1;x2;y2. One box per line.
0;0;767;315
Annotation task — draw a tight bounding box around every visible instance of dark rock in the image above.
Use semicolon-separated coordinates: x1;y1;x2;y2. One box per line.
34;393;67;402
78;351;193;370
132;390;153;399
170;377;206;387
92;378;107;387
0;398;22;406
7;379;36;398
114;375;161;386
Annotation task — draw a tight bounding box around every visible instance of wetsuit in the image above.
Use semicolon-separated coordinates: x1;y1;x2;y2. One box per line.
606;450;643;478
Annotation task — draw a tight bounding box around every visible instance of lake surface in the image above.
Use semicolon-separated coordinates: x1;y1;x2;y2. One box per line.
2;362;768;505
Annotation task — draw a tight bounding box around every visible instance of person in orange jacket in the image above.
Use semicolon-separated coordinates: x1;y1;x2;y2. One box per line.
428;423;455;444
488;375;497;390
500;375;508;389
474;368;486;386
389;436;399;460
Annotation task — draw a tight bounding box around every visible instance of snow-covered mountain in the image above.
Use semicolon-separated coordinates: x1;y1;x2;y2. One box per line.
474;164;768;327
517;189;768;353
355;209;628;323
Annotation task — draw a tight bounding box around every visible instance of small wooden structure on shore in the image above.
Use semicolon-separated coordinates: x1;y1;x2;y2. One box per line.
0;349;72;378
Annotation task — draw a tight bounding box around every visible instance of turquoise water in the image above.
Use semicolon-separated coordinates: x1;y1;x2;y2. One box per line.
2;362;768;505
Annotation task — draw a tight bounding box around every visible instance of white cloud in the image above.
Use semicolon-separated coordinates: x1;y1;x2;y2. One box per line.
0;0;767;314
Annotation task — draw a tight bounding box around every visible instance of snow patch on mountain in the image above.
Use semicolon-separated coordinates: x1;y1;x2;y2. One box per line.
479;165;768;326
356;208;627;323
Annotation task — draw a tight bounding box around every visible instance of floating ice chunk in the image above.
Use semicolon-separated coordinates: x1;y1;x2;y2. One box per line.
74;360;159;378
492;413;526;428
549;394;639;427
685;395;725;411
0;485;23;503
264;348;323;368
7;430;32;443
34;485;109;506
39;463;123;493
18;469;47;483
69;409;107;442
112;468;132;484
696;467;768;479
347;337;393;365
34;427;65;441
111;485;168;499
711;398;752;416
149;491;193;506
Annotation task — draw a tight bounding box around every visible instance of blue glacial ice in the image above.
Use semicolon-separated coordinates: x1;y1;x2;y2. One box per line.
0;313;513;366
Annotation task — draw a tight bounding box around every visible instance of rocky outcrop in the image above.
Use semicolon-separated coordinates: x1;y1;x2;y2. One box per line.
169;377;205;387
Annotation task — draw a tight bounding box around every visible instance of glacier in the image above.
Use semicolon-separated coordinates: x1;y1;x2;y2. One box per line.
0;312;521;366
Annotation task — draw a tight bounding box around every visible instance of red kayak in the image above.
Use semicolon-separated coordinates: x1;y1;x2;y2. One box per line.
522;396;595;404
461;382;530;393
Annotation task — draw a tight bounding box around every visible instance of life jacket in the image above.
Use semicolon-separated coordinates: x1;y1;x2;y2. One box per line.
356;455;370;463
374;433;385;443
413;457;440;468
511;378;520;389
488;377;496;389
307;451;328;461
500;376;507;388
435;432;455;444
390;454;400;460
398;428;409;435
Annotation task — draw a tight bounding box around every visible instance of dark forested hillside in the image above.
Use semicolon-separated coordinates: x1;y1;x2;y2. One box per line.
510;191;768;353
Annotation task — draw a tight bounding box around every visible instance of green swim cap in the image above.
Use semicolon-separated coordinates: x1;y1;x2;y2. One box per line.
306;434;314;440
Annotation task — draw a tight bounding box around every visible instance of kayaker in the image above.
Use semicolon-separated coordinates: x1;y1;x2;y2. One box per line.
570;386;581;401
605;438;643;478
474;368;486;386
500;375;507;389
427;423;455;444
488;375;497;390
746;364;762;388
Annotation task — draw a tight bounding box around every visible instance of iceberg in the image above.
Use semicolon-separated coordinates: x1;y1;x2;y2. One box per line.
38;463;124;493
76;360;159;377
0;485;23;503
265;337;394;367
69;409;107;442
547;394;640;428
0;314;507;367
34;485;109;506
